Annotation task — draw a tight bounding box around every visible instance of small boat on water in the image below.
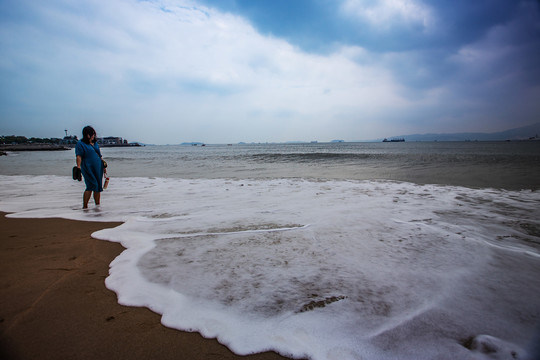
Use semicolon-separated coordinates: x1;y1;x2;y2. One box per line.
382;138;405;142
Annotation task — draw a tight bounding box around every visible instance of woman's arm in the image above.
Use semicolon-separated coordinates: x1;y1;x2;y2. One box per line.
76;155;82;168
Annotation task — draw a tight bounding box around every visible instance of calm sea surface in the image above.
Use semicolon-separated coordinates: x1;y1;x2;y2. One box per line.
1;141;539;190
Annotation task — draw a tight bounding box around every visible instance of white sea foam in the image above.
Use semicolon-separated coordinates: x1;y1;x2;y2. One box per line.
1;175;540;360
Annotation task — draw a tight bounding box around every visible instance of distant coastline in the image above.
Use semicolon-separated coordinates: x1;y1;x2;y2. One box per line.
375;122;540;143
0;144;71;153
0;142;143;155
1;133;143;155
3;122;539;148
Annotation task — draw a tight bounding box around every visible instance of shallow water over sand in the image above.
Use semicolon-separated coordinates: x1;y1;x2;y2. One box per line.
1;174;539;360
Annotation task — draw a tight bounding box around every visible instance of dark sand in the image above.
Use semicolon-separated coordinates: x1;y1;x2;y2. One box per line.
0;212;293;360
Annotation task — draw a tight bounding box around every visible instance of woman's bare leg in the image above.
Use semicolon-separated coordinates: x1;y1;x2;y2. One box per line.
93;191;101;205
83;191;92;209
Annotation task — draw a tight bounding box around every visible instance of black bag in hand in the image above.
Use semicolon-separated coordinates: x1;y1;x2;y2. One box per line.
72;166;82;181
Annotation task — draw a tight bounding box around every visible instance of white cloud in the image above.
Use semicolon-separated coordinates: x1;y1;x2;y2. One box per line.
5;0;533;143
340;0;435;32
2;0;414;143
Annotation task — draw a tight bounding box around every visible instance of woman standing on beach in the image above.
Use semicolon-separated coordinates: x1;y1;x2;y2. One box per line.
75;126;105;209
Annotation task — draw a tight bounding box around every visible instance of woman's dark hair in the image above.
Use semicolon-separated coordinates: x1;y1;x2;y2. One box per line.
82;126;96;144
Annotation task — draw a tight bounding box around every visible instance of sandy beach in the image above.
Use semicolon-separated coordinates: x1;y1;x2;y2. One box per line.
0;212;292;360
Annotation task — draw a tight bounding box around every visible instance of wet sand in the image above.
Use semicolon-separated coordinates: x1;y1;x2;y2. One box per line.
0;212;292;360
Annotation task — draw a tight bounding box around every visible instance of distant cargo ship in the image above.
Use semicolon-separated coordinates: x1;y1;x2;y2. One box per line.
382;138;405;142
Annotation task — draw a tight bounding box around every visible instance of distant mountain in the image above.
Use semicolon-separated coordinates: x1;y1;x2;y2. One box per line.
384;122;540;142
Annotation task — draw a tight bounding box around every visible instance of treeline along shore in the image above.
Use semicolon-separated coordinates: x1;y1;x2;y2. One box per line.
1;135;141;156
0;143;72;156
1;135;76;155
0;143;71;152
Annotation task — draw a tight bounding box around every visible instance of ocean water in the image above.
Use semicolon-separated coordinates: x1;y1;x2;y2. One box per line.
1;142;540;360
1;141;540;189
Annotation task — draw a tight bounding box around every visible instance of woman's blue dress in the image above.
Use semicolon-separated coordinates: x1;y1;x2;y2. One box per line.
75;141;104;192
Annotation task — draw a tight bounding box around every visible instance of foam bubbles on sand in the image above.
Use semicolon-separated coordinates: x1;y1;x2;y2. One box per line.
1;175;540;360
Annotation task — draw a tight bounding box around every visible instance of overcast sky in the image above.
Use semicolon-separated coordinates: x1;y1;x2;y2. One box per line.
1;0;539;144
